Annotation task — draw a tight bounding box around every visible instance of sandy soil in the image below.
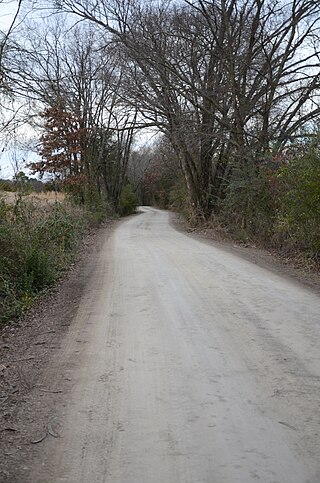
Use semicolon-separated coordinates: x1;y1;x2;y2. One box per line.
1;208;320;482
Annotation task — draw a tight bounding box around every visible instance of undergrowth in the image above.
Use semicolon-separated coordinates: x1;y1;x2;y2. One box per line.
0;198;96;326
176;142;320;265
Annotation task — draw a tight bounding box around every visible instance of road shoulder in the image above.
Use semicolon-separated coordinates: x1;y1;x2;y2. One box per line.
170;212;320;295
0;221;115;482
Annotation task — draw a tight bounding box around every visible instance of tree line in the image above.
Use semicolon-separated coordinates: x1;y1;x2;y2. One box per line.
1;0;320;254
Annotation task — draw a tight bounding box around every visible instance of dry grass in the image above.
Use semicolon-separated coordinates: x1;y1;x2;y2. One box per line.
0;191;66;205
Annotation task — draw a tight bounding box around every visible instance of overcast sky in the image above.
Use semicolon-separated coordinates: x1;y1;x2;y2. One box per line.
1;2;45;179
0;0;21;30
1;2;21;177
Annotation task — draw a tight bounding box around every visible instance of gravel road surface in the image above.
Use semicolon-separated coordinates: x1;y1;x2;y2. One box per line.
27;207;320;483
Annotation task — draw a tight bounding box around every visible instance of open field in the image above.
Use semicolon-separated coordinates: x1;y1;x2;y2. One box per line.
0;190;66;205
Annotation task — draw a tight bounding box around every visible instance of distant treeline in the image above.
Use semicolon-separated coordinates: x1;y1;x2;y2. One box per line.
0;172;60;194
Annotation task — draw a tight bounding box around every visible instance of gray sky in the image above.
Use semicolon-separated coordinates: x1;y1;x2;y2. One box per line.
1;2;22;177
1;3;44;179
0;1;21;31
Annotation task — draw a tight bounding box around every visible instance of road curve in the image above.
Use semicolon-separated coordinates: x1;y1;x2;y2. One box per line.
30;207;320;483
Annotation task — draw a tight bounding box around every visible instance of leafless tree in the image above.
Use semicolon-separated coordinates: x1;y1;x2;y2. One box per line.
9;16;137;207
128;145;153;195
0;0;23;87
3;0;319;216
49;0;320;216
0;0;37;162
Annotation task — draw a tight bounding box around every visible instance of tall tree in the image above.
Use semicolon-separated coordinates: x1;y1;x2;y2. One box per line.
52;0;320;217
13;17;137;208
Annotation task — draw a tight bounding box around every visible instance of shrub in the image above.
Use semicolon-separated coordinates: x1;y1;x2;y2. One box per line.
218;162;278;243
169;179;188;213
0;200;89;325
119;185;138;216
277;144;320;256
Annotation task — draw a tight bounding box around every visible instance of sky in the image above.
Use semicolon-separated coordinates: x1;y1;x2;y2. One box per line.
0;1;25;178
0;1;19;26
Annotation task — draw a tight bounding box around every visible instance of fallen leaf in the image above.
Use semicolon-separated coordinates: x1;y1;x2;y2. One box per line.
30;433;47;444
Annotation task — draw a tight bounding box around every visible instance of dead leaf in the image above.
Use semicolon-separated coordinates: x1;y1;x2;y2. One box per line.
30;433;47;444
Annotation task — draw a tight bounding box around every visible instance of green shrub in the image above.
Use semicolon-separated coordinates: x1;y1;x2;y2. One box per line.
86;198;114;226
218;162;277;243
119;185;138;216
21;249;55;292
0;276;20;320
0;200;89;325
277;144;320;256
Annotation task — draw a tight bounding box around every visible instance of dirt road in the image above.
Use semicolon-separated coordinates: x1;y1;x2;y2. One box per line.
22;207;320;482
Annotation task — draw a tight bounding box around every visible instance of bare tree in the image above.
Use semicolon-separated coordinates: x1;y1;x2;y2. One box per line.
0;0;23;87
5;0;320;216
0;0;37;166
10;16;137;207
49;0;320;216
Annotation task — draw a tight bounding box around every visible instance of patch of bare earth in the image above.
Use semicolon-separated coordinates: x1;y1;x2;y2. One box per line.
0;221;114;483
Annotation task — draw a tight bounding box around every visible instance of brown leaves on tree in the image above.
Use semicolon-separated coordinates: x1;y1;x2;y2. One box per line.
29;105;89;183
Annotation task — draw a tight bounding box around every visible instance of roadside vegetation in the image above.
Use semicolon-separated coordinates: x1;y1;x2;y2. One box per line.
0;165;138;326
0;178;138;325
141;137;320;263
0;194;93;325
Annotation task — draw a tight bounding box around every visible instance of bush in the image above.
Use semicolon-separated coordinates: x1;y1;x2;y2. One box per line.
0;179;16;192
218;162;278;243
0;200;89;325
277;144;320;256
119;185;138;216
214;143;320;257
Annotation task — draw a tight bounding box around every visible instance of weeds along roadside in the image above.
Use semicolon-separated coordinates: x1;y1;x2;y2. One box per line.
0;196;110;326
